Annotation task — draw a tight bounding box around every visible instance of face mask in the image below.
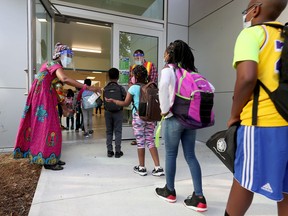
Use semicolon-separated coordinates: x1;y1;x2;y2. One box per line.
242;8;254;29
131;76;136;84
61;56;72;67
134;60;142;65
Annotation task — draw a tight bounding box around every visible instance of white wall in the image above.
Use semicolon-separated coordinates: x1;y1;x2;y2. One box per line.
189;0;288;142
0;0;28;148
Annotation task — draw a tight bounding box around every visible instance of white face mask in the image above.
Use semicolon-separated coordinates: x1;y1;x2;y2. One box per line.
242;7;254;29
134;60;142;65
243;14;253;28
61;56;72;67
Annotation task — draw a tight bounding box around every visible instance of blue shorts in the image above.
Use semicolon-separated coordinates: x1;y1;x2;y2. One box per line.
235;125;288;201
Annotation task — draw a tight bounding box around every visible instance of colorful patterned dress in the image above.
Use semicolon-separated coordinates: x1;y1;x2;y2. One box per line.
14;61;63;165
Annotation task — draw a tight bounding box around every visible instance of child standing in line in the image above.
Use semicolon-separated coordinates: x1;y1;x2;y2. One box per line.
103;68;126;158
77;79;94;138
105;65;164;176
65;88;75;130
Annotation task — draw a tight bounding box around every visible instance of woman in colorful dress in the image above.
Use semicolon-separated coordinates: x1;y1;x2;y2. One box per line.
14;42;100;170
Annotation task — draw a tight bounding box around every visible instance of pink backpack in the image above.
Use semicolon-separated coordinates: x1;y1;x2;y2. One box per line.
171;66;215;129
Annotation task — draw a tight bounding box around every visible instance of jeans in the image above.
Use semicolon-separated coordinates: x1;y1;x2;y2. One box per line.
164;116;203;196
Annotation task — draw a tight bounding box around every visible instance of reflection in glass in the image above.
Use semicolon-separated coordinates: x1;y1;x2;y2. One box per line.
36;0;52;73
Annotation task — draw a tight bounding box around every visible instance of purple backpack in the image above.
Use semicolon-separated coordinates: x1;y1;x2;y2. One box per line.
171;66;215;129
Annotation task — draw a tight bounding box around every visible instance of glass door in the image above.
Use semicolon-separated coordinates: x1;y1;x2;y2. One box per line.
36;0;53;72
113;24;165;130
27;0;53;89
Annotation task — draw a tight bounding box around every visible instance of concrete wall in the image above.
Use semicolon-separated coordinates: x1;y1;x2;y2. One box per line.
167;0;189;43
0;0;28;149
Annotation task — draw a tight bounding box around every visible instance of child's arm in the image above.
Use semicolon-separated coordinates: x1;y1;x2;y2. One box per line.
105;92;133;107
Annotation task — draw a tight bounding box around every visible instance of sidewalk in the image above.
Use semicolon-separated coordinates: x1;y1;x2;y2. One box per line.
29;130;277;216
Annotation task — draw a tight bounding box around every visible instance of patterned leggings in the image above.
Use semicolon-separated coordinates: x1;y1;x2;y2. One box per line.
132;113;156;149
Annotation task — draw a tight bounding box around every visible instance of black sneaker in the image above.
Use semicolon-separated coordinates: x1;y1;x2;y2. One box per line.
155;185;176;203
57;160;66;166
44;164;63;171
115;151;123;158
152;167;165;176
133;165;147;176
83;132;89;138
107;151;114;157
88;130;94;134
184;192;207;212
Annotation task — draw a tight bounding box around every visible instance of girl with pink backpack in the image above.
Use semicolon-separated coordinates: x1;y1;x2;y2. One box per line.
155;40;212;212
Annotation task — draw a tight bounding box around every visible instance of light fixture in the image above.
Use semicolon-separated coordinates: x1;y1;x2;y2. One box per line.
72;47;102;53
92;71;102;74
86;76;95;79
37;18;47;22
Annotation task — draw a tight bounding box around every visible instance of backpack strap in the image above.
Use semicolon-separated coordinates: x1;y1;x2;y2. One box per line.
131;83;142;112
252;81;260;125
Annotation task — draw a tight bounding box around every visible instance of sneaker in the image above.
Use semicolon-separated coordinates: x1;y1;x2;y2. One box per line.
83;132;89;138
88;130;94;134
152;167;165;176
155;185;176;203
115;151;123;158
184;192;207;212
107;151;114;157
57;160;66;166
133;165;147;176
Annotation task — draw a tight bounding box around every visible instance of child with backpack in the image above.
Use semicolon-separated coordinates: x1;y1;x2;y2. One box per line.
105;65;164;176
155;40;208;212
77;79;95;138
103;68;127;158
225;1;288;216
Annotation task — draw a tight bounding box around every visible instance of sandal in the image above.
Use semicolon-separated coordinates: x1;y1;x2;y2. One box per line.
58;160;66;166
131;140;137;145
44;164;64;171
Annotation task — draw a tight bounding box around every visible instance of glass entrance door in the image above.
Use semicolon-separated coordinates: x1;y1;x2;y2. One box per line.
113;25;164;138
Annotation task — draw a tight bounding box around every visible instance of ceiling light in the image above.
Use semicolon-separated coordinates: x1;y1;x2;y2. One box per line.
72;47;102;53
86;76;95;79
37;18;47;22
92;71;102;74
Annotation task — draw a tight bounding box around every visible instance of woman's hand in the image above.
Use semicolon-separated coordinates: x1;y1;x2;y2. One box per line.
88;86;102;93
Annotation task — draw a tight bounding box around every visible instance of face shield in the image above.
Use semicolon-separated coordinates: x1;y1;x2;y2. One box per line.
60;49;74;69
133;52;144;65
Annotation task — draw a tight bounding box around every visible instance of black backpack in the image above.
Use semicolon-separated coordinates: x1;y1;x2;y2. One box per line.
136;82;162;122
103;82;126;112
253;22;288;124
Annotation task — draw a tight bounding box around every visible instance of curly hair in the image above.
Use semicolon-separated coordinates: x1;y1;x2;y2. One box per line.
132;65;148;84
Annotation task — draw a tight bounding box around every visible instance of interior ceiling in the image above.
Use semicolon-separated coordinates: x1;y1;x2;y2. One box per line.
57;0;155;16
54;16;112;59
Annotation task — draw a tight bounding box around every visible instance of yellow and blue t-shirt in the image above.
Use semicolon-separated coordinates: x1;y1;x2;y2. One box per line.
233;22;288;126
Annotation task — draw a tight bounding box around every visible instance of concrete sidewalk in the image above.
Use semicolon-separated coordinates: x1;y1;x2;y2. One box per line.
29;131;278;216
